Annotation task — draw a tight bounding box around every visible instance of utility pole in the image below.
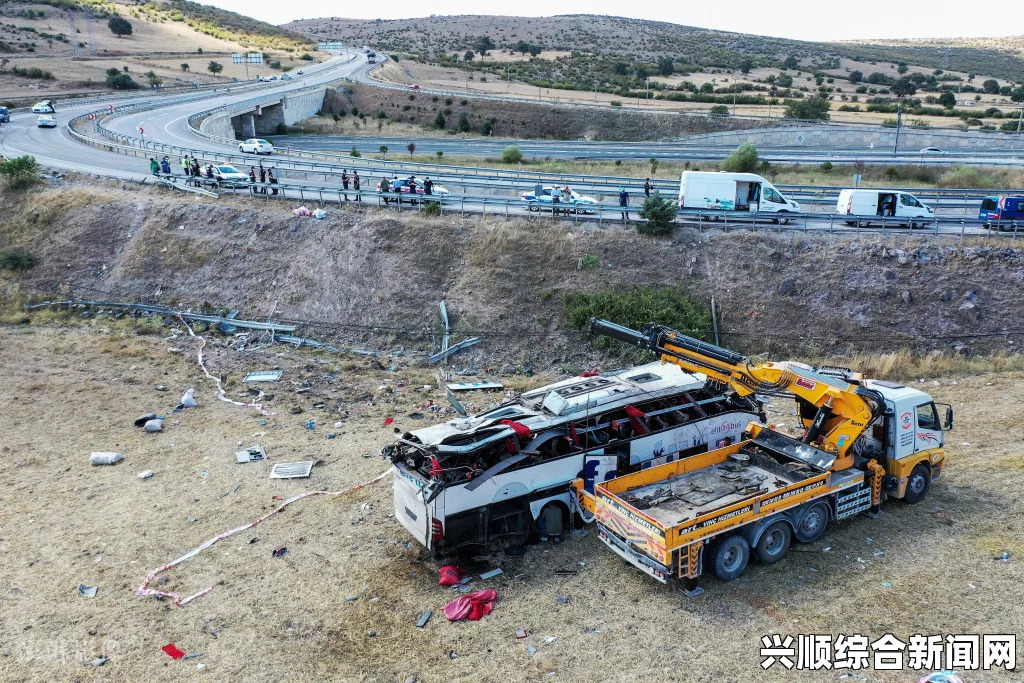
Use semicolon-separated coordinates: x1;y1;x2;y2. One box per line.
1017;101;1023;133
646;76;650;102
594;78;598;102
893;101;903;155
732;89;737;116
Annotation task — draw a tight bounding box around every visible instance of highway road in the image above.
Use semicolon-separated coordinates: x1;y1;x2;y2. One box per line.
0;51;1019;239
267;133;1024;166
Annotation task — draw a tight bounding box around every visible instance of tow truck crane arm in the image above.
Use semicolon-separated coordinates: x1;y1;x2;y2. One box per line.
588;319;885;470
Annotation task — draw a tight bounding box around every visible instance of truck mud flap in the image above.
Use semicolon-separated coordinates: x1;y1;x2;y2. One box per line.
597;524;670;583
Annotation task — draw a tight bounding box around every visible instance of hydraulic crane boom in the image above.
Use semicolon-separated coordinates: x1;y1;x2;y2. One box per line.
589;319;885;470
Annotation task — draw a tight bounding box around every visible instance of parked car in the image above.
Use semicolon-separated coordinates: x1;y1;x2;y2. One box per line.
836;189;933;228
521;185;598;212
0;106;10;123
296;69;304;75
211;165;249;184
36;114;57;128
259;76;278;82
376;177;449;199
239;139;274;155
979;196;1024;230
32;101;55;114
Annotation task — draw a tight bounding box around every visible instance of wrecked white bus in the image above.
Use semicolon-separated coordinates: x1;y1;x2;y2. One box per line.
384;362;765;555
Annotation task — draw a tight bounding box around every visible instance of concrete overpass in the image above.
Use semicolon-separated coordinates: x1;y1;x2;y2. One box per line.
200;84;331;140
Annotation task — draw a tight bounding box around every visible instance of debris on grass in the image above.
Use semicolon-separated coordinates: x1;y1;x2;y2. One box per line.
416;611;432;628
235;445;267;463
479;568;503;580
89;452;123;466
78;584;98;598
244;370;283;383
162;643;186;660
138;470;155;479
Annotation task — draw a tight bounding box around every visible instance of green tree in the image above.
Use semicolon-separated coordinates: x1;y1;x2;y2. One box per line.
107;16;132;38
463;50;474;62
776;73;793;88
739;58;753;74
105;67;138;90
501;145;523;163
528;45;542;57
636;192;677;236
657;57;674;77
379;145;388;158
937;91;957;108
848;70;863;83
407;142;416;156
145;70;162;87
897;62;908;74
433;111;446;129
1010;87;1024;103
207;61;223;74
782;56;799;69
457;113;470;132
649;157;658;175
891;77;916;98
349;147;361;157
473;36;494;56
720;143;759;172
0;155;42;191
783;97;831;120
709;104;729;115
436;150;444;160
180;63;190;72
612;61;629;75
981;79;999;94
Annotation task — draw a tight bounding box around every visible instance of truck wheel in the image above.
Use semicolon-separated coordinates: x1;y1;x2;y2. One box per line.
793;501;830;543
844;220;856;226
902;464;930;504
710;534;749;582
754;522;792;564
774;214;791;225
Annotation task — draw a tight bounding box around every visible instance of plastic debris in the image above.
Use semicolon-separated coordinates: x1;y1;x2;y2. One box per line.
479;568;503;580
78;584;98;598
312;209;327;219
162;643;186;660
555;595;570;604
243;370;282;383
293;206;314;216
134;412;158;427
416;611;432;628
269;461;315;479
272;547;288;558
235;445;266;463
155;385;168;391
89;452;124;466
439;565;466;587
516;629;529;639
88;657;108;667
443;590;497;621
544;636;557;644
526;644;537;657
138;470;155;479
383;417;394;426
180;388;198;408
144;419;164;432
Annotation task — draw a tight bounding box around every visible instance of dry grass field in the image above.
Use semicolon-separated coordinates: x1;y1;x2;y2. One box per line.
0;321;1022;681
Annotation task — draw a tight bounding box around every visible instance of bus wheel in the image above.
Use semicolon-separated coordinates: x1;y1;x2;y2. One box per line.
710;534;749;582
902;464;931;504
754;522;792;564
793;501;830;543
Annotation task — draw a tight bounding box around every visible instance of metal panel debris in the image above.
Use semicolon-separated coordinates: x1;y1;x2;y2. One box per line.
269;461;316;479
444;387;468;417
243;370;283;383
25;301;296;333
416;610;432;628
479;568;503;580
428;337;482;364
447;381;504;391
235;445;267;463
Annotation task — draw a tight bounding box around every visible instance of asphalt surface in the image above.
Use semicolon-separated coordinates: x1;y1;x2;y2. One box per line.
0;52;1018;238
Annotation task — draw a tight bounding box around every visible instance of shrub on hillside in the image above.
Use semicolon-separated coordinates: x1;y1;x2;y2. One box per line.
937;166;1000;189
0;155;41;191
636;191;677;236
501;145;523;163
0;248;38;272
720;143;759;173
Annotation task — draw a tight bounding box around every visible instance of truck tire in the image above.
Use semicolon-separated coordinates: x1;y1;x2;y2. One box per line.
754;521;792;564
774;214;791;225
844;220;856;226
902;464;930;504
710;534;750;582
793;501;830;543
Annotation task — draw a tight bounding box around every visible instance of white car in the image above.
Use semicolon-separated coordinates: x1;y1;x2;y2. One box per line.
211;165;249;184
296;69;304;75
32;101;55;114
259;75;278;82
521;185;598;212
239;139;273;155
920;147;946;155
36;114;57;128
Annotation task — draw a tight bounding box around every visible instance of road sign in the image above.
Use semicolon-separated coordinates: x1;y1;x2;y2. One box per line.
853;174;862;186
231;53;263;81
318;41;344;51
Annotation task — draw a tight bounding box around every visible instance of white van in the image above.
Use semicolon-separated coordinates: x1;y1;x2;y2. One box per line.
836;189;933;228
679;171;800;223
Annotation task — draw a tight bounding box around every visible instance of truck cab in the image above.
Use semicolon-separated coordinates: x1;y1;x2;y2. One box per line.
980;196;1024;230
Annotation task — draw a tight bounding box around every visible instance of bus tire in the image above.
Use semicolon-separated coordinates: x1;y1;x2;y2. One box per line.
793;501;830;543
754;521;792;565
902;464;930;505
710;534;750;582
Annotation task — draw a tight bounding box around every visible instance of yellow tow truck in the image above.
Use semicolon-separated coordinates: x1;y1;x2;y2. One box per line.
573;319;953;593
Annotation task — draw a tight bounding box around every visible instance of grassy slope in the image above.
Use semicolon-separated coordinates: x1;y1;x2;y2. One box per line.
286;14;1024;82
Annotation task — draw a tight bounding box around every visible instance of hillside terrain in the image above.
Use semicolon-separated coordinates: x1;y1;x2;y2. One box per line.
0;0;316;99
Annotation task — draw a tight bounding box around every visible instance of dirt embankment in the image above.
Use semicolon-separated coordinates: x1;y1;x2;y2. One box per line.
2;182;1022;365
322;85;762;141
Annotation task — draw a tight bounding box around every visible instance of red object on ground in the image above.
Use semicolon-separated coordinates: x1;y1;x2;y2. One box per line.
162;643;186;660
429;456;444;478
383;417;395;426
438;565;466;586
499;419;531;439
442;590;498;621
581;370;599;377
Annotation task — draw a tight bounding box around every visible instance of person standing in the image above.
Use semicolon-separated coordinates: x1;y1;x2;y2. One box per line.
249;167;257;193
341;169;350;201
160;157;171;174
191;159;201;177
258;165;267;194
268;167;278;195
353;171;361;202
149;158;160;176
643;178;652;198
379;175;390;204
423;177;433;196
181;155;191;175
618;186;630;220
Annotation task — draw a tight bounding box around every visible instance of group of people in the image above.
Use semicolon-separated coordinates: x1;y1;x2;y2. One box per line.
379;174;433;204
149;156;173;176
340;169;362;201
246;164;278;195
